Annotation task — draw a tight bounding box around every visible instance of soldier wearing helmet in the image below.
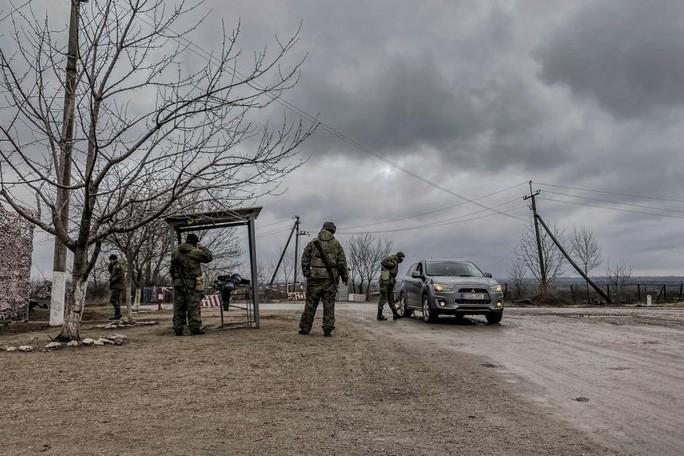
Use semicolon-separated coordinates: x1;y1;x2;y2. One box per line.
377;251;405;320
298;221;349;337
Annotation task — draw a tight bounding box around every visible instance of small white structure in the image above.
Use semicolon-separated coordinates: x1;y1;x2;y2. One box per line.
347;293;367;303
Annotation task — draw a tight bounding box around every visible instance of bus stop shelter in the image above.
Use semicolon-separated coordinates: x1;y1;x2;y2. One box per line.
165;207;261;328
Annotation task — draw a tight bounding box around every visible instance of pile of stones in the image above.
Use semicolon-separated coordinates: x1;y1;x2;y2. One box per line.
4;334;128;352
95;320;157;329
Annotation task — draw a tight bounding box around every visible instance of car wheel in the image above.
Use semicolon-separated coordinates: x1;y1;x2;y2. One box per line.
486;311;503;324
422;295;438;323
399;293;413;318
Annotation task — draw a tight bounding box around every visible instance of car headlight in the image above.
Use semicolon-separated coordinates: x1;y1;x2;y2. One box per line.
490;284;502;293
432;283;452;292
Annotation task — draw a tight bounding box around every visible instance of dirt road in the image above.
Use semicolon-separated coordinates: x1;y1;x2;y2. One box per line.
1;308;620;456
335;304;684;456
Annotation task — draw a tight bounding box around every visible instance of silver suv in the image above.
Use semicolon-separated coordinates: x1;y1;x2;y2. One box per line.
398;259;504;324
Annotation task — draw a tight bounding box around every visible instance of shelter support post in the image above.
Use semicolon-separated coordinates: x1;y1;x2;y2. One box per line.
248;216;260;328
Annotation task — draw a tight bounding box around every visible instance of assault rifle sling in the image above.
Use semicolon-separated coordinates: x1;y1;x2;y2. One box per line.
313;240;336;283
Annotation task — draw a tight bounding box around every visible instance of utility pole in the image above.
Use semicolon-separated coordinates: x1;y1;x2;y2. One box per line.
535;214;611;304
269;219;298;289
293;216;300;290
523;180;547;295
293;217;309;292
50;0;86;326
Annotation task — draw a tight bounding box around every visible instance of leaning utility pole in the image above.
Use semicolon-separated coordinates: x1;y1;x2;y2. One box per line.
50;0;86;326
523;180;547;295
268;219;298;289
535;214;611;304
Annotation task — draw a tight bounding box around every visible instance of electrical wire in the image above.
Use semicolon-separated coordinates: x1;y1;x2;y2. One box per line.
538;196;684;220
0;0;32;25
338;202;529;235
339;181;527;230
541;190;684;215
537;182;684;205
256;217;296;231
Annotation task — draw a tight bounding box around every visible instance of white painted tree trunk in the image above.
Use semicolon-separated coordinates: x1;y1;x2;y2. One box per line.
57;278;88;341
134;288;141;312
49;271;66;326
125;272;133;322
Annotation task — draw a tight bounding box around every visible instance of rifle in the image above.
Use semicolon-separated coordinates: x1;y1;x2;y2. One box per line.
313;240;337;283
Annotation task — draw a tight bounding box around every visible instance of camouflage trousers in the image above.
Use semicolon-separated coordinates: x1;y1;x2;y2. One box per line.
109;289;123;317
173;286;202;333
299;279;337;333
377;281;399;313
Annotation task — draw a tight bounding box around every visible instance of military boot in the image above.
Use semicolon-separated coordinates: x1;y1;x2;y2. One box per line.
377;309;387;321
392;308;402;320
323;329;332;337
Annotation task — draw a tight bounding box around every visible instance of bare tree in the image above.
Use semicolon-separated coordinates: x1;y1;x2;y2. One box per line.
607;259;632;304
506;254;527;299
0;1;314;340
346;233;393;297
569;225;602;303
197;228;243;287
514;220;564;292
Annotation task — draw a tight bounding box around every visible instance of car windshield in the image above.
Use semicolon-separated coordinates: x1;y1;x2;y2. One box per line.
425;261;483;277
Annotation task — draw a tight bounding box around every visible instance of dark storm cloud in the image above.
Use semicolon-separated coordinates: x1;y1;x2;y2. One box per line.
535;0;684;118
5;0;684;278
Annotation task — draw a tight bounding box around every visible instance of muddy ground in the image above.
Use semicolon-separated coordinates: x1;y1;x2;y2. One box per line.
0;307;621;456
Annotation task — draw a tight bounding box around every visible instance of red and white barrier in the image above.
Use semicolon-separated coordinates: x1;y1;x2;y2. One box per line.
200;293;221;308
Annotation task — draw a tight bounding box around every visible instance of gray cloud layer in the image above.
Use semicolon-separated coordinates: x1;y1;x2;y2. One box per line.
3;0;684;278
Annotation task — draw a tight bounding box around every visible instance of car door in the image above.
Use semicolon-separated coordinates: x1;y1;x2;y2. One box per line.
402;263;418;306
413;262;427;307
407;262;425;308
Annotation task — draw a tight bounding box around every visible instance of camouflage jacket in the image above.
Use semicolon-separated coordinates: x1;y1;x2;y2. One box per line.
302;230;348;284
170;243;213;288
379;254;401;284
108;260;126;291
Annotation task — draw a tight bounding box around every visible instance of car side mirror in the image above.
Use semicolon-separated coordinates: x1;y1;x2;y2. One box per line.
484;272;493;278
411;270;423;279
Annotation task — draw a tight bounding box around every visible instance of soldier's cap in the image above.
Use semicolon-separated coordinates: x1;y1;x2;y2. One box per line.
109;254;118;261
322;221;336;233
396;251;405;260
186;233;199;245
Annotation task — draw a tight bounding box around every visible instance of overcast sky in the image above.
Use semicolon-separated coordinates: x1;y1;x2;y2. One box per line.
5;0;684;279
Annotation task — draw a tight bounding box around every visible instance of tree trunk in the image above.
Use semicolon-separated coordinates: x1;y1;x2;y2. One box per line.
56;247;88;341
125;255;134;322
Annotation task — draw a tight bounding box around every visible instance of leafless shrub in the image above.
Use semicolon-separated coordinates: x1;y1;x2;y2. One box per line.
346;233;393;297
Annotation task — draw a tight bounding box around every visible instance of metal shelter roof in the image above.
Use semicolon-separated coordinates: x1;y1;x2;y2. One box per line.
165;207;262;232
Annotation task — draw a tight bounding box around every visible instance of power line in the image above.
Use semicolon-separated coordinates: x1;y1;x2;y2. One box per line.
538;196;684;220
135;13;526;223
537;182;684;205
0;0;32;25
338;201;528;235
256;217;296;230
542;190;684;215
340;181;527;230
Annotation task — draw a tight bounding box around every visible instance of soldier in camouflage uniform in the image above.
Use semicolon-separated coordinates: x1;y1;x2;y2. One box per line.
299;221;349;337
108;254;126;320
170;233;213;336
377;251;405;321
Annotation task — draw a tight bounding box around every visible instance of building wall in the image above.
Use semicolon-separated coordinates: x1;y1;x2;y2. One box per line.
0;206;34;321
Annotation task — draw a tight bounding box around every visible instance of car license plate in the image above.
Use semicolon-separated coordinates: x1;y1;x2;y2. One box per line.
463;293;485;300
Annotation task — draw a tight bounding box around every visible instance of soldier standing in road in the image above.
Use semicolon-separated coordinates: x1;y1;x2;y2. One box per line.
170;233;213;336
377;251;405;321
299;221;349;337
108;254;126;320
